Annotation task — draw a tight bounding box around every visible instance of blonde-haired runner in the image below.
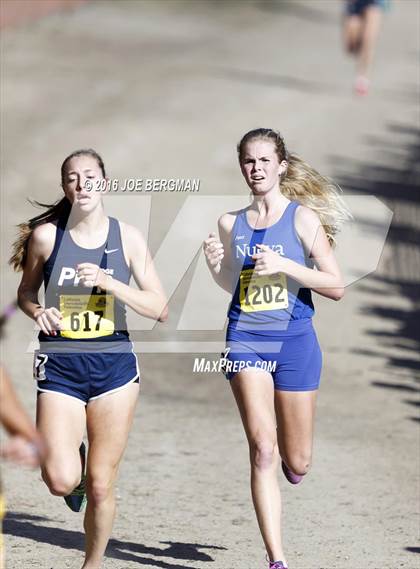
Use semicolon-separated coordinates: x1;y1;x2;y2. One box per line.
204;128;351;569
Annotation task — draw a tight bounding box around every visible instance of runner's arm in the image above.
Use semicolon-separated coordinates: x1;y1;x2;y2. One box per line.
204;214;235;293
290;206;345;300
17;224;58;322
0;366;46;467
105;224;168;322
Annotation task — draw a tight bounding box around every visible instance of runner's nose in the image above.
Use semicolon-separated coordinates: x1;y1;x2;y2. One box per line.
76;177;83;191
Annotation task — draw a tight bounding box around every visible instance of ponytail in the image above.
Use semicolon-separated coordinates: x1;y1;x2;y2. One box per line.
9;197;71;272
280;153;352;247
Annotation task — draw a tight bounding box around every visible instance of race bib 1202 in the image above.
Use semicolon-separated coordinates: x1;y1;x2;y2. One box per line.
239;269;288;313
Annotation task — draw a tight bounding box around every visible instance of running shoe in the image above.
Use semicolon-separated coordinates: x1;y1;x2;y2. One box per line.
64;442;87;512
269;562;288;569
281;460;303;485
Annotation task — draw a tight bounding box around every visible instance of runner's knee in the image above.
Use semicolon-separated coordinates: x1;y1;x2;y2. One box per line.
86;473;114;506
42;467;80;496
250;438;279;470
346;40;358;54
285;451;312;476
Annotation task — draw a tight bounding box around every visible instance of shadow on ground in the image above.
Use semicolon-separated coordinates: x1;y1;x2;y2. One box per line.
3;511;226;568
333;123;420;420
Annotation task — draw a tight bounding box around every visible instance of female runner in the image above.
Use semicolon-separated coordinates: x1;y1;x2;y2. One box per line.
203;128;350;569
10;149;168;569
343;0;389;95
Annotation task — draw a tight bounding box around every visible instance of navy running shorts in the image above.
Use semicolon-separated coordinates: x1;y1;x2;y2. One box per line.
222;318;322;392
346;0;388;16
33;348;140;404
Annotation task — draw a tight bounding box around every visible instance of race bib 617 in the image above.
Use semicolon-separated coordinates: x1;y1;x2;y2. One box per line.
59;294;115;339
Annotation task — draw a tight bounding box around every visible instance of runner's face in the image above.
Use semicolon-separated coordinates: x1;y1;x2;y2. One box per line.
62;155;103;211
240;140;287;194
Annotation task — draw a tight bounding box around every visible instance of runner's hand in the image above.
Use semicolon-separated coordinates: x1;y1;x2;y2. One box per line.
203;233;224;274
252;244;290;276
0;435;43;468
77;263;109;290
34;306;62;336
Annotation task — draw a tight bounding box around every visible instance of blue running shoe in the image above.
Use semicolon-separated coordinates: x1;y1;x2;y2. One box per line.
64;442;87;512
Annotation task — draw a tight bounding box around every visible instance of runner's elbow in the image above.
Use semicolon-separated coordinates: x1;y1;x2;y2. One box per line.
332;287;345;301
158;304;169;322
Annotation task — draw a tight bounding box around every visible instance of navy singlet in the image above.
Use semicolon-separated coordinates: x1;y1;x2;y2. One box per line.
40;216;131;350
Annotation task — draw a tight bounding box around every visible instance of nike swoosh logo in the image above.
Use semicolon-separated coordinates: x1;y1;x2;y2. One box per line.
104;248;119;254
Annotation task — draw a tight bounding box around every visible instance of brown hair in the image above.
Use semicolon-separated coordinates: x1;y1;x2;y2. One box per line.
9;149;106;271
237;128;352;246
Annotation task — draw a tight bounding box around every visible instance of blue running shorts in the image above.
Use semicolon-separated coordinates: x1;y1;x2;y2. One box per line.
223;319;322;392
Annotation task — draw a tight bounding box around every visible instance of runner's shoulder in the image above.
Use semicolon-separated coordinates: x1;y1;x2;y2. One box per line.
30;221;57;255
28;221;57;261
119;221;146;250
295;204;321;227
294;204;323;243
218;208;246;235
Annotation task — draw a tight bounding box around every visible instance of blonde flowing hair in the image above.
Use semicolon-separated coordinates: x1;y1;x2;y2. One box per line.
9;149;106;272
237;128;352;246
